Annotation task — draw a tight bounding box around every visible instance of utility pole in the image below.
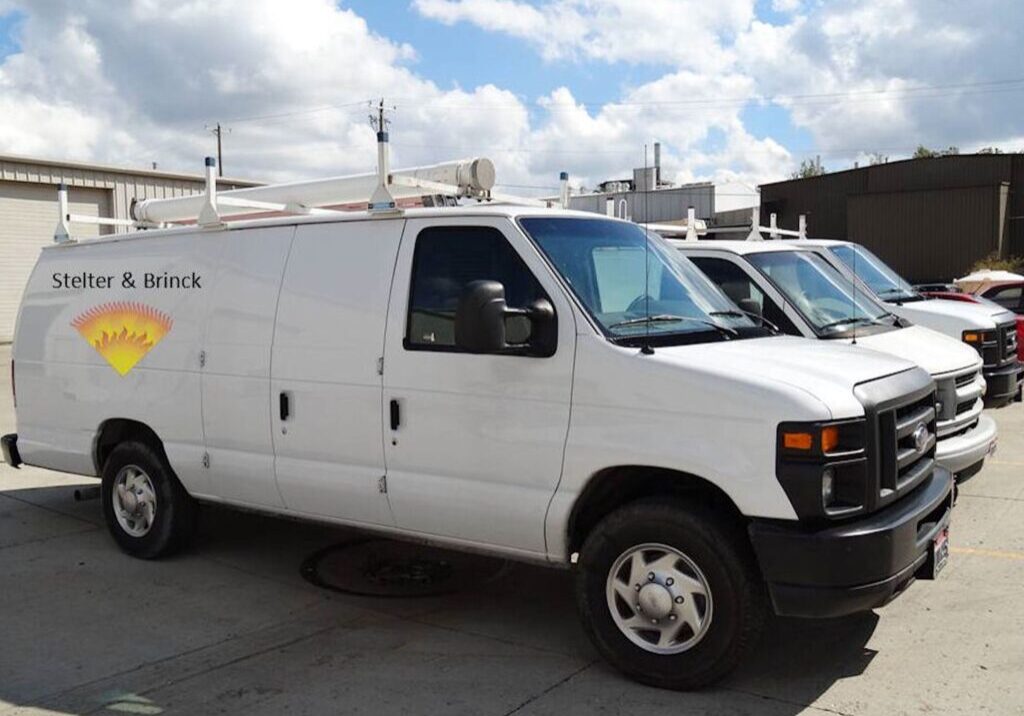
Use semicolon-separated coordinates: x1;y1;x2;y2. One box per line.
209;123;228;176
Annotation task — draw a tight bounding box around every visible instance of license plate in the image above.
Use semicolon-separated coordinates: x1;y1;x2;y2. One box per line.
932;527;950;578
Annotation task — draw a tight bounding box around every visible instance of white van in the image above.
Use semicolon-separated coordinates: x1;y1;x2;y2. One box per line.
802;240;1022;407
672;240;997;482
4;206;954;690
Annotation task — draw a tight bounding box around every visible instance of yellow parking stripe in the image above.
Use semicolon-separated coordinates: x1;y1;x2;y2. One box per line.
951;546;1024;561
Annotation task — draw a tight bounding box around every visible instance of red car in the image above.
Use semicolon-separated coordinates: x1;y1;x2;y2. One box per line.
919;280;1024;361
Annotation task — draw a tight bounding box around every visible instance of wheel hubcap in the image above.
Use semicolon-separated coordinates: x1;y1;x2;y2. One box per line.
605;543;713;654
112;465;157;538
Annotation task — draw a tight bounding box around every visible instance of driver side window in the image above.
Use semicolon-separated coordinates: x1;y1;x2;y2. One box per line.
406;226;548;350
690;256;800;335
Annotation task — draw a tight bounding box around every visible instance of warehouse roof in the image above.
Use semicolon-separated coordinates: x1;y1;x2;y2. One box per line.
0;152;262;187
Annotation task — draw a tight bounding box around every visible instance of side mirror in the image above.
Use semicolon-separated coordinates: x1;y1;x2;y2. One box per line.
455;280;508;353
738;298;762;318
454;281;557;356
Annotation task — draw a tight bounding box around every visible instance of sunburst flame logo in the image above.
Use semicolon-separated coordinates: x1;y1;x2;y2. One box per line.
71;302;173;375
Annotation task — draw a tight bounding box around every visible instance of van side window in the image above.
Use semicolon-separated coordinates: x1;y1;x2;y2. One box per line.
690;256;799;335
406;226;548;350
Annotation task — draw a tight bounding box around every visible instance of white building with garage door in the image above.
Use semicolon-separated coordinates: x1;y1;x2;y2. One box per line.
0;154;260;342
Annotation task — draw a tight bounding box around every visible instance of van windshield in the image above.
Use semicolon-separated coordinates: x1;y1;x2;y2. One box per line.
520;217;757;344
746;250;893;336
830;244;921;303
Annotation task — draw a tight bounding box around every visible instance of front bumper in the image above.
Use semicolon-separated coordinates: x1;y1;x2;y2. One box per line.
749;466;953;618
983;361;1023;407
935;414;997;477
1;433;21;468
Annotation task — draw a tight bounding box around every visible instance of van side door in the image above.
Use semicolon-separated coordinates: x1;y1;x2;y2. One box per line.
381;217;575;556
202;226;295;507
271;219;403;525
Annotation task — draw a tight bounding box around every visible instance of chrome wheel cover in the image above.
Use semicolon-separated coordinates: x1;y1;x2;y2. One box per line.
605;542;713;654
112;465;157;538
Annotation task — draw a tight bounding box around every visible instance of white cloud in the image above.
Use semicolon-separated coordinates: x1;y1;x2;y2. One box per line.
413;0;753;72
0;0;1018;204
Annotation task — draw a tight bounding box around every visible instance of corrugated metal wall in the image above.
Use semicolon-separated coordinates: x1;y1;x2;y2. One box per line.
569;184;715;223
760;155;1023;282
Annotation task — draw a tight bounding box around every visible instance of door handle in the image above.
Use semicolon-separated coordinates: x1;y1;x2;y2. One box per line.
280;392;290;421
389;399;400;431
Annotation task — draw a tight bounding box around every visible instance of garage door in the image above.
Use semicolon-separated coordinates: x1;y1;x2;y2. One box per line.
0;182;112;342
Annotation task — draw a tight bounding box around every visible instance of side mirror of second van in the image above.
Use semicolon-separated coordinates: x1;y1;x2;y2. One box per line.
455;280;556;356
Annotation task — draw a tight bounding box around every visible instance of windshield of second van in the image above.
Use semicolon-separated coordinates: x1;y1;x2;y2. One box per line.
520;217;756;344
747;250;893;336
830;244;920;303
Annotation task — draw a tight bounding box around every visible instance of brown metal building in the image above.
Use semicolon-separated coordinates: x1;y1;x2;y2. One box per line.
758;154;1023;282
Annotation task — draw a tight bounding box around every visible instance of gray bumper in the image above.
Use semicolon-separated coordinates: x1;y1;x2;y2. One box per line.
935;414;997;477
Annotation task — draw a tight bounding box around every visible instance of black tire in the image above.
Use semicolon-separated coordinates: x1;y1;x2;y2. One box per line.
101;441;198;559
575;498;766;690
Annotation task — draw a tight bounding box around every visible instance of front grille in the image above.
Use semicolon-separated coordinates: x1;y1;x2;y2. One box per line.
877;393;937;503
1001;323;1018;362
935;367;984;438
955;372;975;388
854;368;938;514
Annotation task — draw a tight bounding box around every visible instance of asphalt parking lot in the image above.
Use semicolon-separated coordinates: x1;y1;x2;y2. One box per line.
1;343;1022;716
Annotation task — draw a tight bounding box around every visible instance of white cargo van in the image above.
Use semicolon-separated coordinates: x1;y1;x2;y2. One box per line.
671;240;997;482
803;239;1022;407
4;200;954;690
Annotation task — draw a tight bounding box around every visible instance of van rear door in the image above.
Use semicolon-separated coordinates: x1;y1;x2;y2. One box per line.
201;226;294;508
271;219;402;525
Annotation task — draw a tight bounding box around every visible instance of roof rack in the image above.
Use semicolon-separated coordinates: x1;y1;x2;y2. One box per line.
53;127;553;243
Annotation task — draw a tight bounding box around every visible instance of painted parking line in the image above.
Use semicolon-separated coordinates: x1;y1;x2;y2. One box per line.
951;546;1024;561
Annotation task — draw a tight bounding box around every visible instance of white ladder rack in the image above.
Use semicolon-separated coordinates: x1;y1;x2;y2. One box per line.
54;128;552;243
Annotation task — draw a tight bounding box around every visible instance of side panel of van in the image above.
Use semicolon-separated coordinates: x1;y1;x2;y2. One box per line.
13;234;220;491
270;219;402;526
200;226;295;507
380;217;576;556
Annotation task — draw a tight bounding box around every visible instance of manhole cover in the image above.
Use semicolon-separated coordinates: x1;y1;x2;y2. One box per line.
301;539;508;597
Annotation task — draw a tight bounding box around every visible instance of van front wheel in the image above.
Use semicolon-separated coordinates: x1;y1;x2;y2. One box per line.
575;499;766;690
101;442;197;559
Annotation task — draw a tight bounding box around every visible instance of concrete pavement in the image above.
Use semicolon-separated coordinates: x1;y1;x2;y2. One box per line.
1;343;1022;715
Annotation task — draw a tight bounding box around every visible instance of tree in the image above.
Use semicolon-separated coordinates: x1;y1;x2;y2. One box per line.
867;152;888;165
790;156;825;179
912;145;959;159
977;147;1003;154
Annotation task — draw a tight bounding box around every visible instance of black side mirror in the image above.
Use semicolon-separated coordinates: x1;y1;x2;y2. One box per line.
738;298;762;318
455;281;557;356
455;280;508;353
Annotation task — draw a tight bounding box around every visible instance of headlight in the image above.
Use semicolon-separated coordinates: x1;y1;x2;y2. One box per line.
776;420;868;518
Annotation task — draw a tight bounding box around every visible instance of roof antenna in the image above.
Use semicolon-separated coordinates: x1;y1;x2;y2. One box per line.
641;143;654;355
851;239;859;345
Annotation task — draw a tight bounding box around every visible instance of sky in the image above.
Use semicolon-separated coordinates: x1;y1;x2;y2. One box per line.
0;0;1022;208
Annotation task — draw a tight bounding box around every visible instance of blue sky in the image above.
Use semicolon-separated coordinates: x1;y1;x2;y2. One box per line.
0;1;1020;193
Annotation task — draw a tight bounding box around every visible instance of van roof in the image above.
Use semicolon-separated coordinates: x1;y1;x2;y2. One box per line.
44;205;624;250
672;240;827;256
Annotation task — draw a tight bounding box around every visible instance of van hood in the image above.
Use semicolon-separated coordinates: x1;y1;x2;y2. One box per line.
835;325;981;377
652;335;918;418
896;297;1016;328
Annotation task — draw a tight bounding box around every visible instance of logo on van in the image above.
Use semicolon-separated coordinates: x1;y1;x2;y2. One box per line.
71;302;173;376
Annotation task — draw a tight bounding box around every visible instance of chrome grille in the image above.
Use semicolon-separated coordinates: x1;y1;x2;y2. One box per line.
935;367;984;438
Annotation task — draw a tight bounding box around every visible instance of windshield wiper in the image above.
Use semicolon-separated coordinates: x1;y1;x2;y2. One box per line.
610;314;738;337
819;316;876;332
709;309;780;334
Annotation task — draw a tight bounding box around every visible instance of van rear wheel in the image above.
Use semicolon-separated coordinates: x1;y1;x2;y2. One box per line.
101;441;197;559
575;499;766;690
